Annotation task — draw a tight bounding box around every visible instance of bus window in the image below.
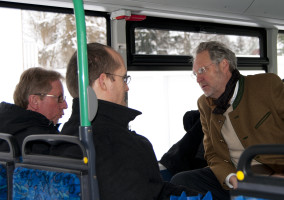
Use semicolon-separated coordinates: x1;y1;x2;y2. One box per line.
127;17;267;159
0;6;107;126
277;32;284;79
22;10;107;69
135;28;260;57
128;70;264;160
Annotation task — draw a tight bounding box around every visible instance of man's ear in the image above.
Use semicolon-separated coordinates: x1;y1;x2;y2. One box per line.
220;59;230;72
97;73;108;91
27;95;40;111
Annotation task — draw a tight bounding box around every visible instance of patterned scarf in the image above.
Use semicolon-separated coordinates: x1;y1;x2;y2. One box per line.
212;69;240;114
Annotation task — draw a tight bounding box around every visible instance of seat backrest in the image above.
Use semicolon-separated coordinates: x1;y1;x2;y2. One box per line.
12;134;91;200
231;144;284;200
0;132;20;200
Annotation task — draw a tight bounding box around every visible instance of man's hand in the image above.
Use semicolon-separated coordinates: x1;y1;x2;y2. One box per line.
272;173;284;178
229;175;238;189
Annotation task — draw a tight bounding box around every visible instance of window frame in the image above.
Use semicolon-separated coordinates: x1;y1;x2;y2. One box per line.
126;16;268;71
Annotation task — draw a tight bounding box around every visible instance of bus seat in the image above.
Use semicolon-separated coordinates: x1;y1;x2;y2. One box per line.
0;132;20;200
231;144;284;200
12;134;91;200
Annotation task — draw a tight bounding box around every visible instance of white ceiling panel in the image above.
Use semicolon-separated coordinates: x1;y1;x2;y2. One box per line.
245;0;284;20
128;0;254;14
85;0;254;14
5;0;284;28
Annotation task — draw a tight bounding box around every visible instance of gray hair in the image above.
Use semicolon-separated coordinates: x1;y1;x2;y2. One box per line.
195;41;237;72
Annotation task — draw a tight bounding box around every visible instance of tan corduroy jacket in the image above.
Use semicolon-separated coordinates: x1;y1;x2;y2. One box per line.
198;73;284;189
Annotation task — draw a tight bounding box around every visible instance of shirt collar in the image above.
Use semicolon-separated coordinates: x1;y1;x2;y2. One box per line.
230;80;239;105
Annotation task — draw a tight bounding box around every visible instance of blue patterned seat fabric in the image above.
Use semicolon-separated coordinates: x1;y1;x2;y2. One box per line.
13;166;81;200
0;164;7;200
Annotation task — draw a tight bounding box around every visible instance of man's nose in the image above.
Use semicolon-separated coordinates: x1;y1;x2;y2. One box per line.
196;74;203;83
61;100;68;109
125;84;129;92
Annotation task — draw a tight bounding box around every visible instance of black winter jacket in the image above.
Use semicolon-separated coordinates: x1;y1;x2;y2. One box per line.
58;98;189;200
0;102;60;153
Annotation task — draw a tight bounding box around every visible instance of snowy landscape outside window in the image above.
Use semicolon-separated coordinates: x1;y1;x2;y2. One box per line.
134;28;260;57
277;33;284;79
22;10;107;69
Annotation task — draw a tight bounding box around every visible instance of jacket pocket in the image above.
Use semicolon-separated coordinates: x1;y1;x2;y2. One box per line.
255;111;271;129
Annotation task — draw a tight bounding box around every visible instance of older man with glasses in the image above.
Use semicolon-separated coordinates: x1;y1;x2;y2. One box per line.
171;41;284;200
0;67;68;153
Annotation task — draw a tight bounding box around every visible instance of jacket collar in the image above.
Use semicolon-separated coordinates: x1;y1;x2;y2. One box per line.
72;98;142;128
0;101;58;131
232;75;244;109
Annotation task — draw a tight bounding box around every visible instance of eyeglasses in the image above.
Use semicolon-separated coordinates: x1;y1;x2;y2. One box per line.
192;63;214;78
34;93;66;103
105;73;131;84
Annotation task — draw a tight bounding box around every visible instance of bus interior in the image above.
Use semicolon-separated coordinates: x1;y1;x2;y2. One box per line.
1;0;284;199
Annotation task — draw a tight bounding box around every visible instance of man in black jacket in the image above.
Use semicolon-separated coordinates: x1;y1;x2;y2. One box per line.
59;43;190;200
0;67;68;152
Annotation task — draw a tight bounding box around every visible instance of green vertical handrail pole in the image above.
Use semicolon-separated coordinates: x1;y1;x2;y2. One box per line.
73;0;89;126
73;0;100;199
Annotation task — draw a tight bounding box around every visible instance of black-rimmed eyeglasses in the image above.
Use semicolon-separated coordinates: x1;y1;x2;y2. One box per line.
34;93;66;103
105;73;131;84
